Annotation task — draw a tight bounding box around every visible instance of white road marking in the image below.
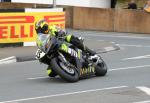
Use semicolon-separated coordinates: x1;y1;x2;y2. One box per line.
86;38;105;42
109;65;150;71
0;56;16;61
0;86;127;103
137;87;150;95
28;76;48;80
28;65;150;80
133;100;150;103
0;56;17;65
84;33;150;40
104;47;115;51
118;44;150;48
122;55;150;61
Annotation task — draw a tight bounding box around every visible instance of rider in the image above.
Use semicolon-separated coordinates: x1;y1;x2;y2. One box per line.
35;19;96;77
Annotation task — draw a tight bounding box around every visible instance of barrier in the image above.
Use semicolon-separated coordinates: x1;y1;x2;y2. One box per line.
0;11;65;43
64;7;73;28
73;7;114;31
72;7;150;34
114;9;150;34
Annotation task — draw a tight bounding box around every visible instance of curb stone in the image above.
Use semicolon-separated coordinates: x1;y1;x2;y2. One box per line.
0;56;36;65
16;56;36;62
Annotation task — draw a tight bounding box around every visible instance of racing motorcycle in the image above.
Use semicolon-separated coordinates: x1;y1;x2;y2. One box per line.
35;36;107;82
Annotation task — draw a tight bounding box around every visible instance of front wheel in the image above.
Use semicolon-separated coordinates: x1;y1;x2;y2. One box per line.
95;58;107;76
50;57;79;82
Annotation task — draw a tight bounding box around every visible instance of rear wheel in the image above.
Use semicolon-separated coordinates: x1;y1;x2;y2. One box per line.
95;58;107;76
50;57;79;82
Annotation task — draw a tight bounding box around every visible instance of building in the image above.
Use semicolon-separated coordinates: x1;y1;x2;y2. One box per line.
10;0;112;8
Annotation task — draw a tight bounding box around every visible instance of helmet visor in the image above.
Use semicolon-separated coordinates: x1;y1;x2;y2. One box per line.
42;24;49;34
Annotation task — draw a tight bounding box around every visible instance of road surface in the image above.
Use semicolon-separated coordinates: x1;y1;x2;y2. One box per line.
0;30;150;103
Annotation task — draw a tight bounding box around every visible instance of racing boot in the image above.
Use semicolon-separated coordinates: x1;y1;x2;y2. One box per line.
69;35;96;56
47;66;57;77
69;35;97;65
84;46;96;56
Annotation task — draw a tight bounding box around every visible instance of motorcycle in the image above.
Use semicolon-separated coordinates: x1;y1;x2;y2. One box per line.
35;36;107;82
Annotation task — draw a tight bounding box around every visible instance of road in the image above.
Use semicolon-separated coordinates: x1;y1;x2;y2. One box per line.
0;30;150;103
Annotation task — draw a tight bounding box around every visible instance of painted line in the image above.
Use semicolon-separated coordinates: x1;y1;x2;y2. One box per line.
28;76;49;80
133;100;150;103
104;47;116;51
0;56;17;65
122;55;150;61
83;33;150;40
0;56;16;62
86;38;105;42
96;47;118;54
84;38;119;53
28;65;150;80
0;86;128;103
137;87;150;95
109;65;150;71
118;44;150;48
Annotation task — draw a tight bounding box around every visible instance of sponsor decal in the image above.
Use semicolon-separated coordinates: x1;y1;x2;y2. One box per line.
0;12;65;43
80;66;95;76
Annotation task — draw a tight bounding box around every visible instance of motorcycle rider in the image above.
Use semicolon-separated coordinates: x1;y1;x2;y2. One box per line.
35;19;96;77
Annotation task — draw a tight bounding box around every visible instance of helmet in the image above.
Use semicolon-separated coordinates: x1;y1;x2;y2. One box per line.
35;19;49;34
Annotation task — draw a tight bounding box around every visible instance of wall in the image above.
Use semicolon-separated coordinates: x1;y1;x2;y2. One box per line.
73;7;114;31
64;7;73;28
72;7;150;34
114;9;150;34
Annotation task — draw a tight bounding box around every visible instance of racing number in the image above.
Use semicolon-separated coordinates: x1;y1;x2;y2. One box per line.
36;49;42;59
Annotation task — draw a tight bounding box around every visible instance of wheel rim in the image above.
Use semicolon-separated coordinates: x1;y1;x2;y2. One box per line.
59;62;75;75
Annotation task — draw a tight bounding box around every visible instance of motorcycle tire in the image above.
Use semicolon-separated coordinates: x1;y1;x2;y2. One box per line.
50;57;79;82
95;58;107;76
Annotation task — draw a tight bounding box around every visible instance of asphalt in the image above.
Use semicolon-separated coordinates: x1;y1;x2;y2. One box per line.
1;32;150;103
0;41;119;63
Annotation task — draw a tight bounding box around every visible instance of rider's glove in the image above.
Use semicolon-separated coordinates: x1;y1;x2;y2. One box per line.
55;30;66;37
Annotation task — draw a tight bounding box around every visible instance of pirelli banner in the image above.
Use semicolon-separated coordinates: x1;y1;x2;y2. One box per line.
0;12;65;43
